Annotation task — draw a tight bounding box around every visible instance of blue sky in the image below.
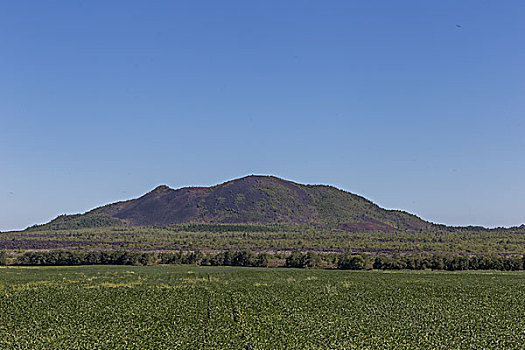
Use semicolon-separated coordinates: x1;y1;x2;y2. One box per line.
1;1;524;231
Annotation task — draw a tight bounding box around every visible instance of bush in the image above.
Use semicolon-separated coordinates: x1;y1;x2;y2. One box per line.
338;254;365;270
286;251;305;268
304;252;321;268
0;250;7;265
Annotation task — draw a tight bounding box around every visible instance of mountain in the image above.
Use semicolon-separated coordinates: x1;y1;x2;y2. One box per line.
30;175;431;232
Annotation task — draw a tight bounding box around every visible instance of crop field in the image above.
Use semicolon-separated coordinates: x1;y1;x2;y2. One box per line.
0;266;524;349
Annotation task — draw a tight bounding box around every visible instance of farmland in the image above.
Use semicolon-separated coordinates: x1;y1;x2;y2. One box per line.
1;266;524;349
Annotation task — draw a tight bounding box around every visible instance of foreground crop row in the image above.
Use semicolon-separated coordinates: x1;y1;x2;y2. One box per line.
1;266;524;349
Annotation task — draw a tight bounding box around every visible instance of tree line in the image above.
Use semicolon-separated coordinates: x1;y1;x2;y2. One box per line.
12;249;270;268
3;249;525;271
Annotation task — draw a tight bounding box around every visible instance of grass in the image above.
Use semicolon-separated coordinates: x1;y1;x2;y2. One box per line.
0;266;524;349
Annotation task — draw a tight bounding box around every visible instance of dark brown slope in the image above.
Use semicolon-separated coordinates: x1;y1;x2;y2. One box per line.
79;175;431;231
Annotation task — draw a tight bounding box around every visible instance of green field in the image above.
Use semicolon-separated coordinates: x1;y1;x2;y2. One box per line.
1;266;524;349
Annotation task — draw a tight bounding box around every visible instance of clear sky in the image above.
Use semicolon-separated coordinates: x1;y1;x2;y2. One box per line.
1;1;524;231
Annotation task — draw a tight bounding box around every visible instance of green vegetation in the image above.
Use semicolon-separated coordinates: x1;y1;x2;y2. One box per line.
0;250;7;265
12;250;525;272
27;214;127;231
0;266;524;349
4;223;525;255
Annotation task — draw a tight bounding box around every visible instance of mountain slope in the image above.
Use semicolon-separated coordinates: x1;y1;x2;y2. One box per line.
32;175;431;231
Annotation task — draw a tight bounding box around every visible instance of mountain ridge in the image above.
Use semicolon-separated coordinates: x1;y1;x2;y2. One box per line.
29;175;432;231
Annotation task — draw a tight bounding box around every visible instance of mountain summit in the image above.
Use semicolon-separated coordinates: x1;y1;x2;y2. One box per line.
35;175;431;231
